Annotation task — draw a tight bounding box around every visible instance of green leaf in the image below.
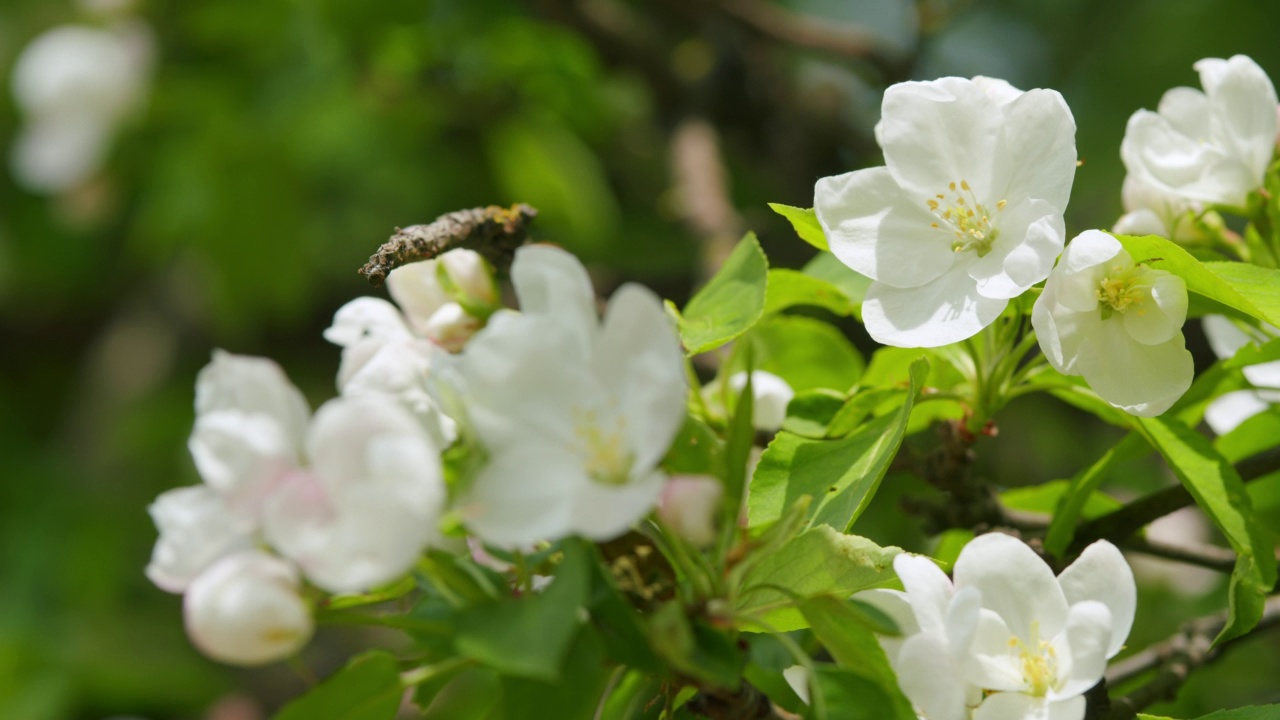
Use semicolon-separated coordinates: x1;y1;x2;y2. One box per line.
648;602;745;690
1142;706;1280;720
1206;261;1280;326
763;269;855;317
1216;409;1280;463
273;651;402;720
1113;234;1278;326
736;526;900;631
748;359;926;531
419;668;502;720
802;252;872;310
663;414;724;476
769;203;828;251
1222;335;1280;370
731;315;864;393
803;665;908;720
723;363;756;538
678;233;769;354
499;630;611;720
1043;433;1148;557
781;389;847;438
1134;417;1278;643
800;597;915;720
453;540;590;679
1001;480;1122;521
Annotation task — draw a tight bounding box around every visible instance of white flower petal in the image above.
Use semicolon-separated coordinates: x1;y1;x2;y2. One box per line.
183;551;312;666
974;693;1084;720
324;297;413;348
1076;322;1193;416
1057;542;1136;660
462;443;583;548
1123;272;1187;346
145;486;255;594
863;269;1007;348
1032;285;1085;375
386;259;449;335
897;632;971;720
305;395;440;497
893;553;954;637
188;410;298;511
876;77;1004;201
1157;87;1211;139
814;167;956;288
570;467;667;541
954;533;1068;642
729;371;795;433
195;350;310;453
968;198;1066;299
1061;230;1123;274
10;113;110;192
510;244;599;358
1205;389;1273;435
966;609;1026;692
998;89;1077;209
1049;600;1112;699
1198;55;1278;185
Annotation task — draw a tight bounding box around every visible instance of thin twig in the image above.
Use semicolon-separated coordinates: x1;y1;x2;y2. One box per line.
1118;535;1238;573
1105;594;1280;719
1071;445;1280;553
358;204;537;286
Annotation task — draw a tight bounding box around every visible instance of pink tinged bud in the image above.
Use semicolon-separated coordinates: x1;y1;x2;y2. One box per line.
425;302;482;352
658;475;724;548
183;551;313;666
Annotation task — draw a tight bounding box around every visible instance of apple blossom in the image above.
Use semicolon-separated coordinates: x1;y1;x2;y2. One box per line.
815;76;1076;347
453;244;687;547
1201;314;1280;434
1112;175;1210;244
184;550;313;666
385;249;500;352
9;22;152;192
1032;230;1193;416
728;371;795;432
859;535;1135;720
1121;55;1278;209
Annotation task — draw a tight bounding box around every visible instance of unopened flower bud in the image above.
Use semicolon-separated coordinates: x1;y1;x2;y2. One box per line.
425;302;482;352
184;551;313;666
438;249;499;308
658;475;723;548
728;371;795;432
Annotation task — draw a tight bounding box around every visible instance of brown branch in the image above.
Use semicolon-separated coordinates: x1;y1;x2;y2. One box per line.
358;204;537;286
1118;535;1238;573
713;0;890;65
687;681;800;720
1070;445;1280;553
1105;594;1280;719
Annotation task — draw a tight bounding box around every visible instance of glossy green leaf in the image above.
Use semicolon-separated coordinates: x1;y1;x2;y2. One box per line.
730;315;864;393
1114;234;1278;326
769;203;828;251
763;269;855;317
748;359;926;531
800;597;915;720
273;651;402;720
736;525;900;631
1134;417;1278;643
678;233;769;354
419;668;502;720
802;252;872;310
1142;706;1280;720
1216;409;1280;463
1043;433;1148;557
1001;480;1122;521
453;541;590;679
803;665;907;720
1222;335;1280;370
781;389;847;438
499;631;610;720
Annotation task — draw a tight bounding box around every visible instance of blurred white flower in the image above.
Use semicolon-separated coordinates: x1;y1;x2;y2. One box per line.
149;351;446;595
9;22;153;192
728;370;794;432
657;475;724;548
455;245;687;547
145;485;253;594
1201;314;1280;434
1121;55;1277;209
815;76;1075;347
261;395;446;593
1032;230;1193;416
1112;175;1210;244
183;551;313;666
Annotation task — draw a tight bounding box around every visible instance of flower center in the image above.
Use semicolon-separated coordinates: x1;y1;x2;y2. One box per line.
574;408;634;486
926;179;1007;257
1007;621;1059;697
1097;264;1149;320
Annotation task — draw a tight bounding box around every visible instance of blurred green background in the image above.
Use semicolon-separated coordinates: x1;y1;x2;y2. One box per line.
2;0;1279;717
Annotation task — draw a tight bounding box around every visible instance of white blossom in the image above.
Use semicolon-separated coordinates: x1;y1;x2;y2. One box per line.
728;370;795;432
1121;55;1278;209
1201;314;1280;434
454;245;687;547
1112;175;1208;244
9;22;152;192
815;76;1076;347
859;535;1135;720
183;551;313;666
1032;230;1193;417
385;248;499;352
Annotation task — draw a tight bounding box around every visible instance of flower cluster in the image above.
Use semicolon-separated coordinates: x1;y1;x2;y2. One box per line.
859;534;1135;720
146;245;689;663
